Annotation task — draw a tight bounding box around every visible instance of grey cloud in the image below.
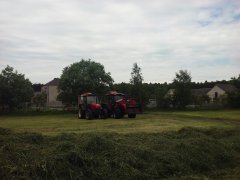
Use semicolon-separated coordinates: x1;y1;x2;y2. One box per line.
0;0;239;83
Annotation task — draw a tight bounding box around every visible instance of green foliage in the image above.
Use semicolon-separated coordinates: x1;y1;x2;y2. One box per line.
0;66;33;110
191;94;211;105
230;74;240;89
58;59;113;105
114;74;240;109
155;85;169;108
173;70;192;108
113;82;132;95
0;127;239;179
32;92;47;107
227;91;240;108
130;63;143;85
130;63;143;103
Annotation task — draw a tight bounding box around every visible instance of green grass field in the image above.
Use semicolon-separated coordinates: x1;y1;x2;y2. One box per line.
0;110;240;179
0;110;240;135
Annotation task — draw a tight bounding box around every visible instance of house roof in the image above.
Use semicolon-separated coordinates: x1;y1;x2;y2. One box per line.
44;78;60;86
215;84;237;93
191;88;211;96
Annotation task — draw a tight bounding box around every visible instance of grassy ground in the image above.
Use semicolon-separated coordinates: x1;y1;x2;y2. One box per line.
0;110;240;179
160;109;240;121
0;110;239;135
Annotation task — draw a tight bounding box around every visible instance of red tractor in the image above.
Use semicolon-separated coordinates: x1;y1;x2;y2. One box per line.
78;93;108;120
102;91;142;119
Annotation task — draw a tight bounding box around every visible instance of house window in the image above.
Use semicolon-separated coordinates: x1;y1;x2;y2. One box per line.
214;92;218;99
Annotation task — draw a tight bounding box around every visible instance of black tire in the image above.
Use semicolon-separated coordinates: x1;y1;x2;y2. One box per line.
128;113;136;118
78;109;85;119
100;108;108;119
114;108;122;119
86;110;93;120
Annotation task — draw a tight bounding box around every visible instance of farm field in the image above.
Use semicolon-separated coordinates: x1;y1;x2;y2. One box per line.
0;110;240;179
0;110;240;135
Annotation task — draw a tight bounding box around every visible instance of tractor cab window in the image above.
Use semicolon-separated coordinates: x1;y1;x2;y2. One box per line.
87;96;97;104
114;95;124;101
80;96;85;104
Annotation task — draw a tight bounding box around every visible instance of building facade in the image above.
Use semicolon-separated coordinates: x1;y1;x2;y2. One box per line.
41;78;63;107
207;84;237;102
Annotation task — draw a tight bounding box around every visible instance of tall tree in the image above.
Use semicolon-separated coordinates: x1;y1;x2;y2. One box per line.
58;59;114;105
32;83;43;92
230;74;240;89
130;63;144;104
32;92;47;108
172;70;192;108
0;65;33;110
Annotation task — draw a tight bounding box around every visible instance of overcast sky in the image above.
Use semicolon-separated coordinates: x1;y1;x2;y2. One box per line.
0;0;240;84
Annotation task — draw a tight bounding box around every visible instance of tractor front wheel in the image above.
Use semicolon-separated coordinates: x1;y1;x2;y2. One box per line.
100;108;108;119
86;110;93;120
114;108;122;119
78;109;85;119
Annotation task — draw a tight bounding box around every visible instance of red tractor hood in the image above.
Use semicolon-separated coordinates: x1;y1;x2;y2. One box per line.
90;103;101;110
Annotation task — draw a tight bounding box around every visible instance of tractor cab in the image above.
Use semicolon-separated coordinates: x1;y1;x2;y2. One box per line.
78;93;99;105
78;93;107;120
106;91;125;105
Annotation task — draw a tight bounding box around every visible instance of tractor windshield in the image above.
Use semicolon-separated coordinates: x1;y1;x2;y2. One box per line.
114;95;124;101
87;96;97;104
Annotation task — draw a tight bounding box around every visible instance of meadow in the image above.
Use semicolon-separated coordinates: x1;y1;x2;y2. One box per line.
0;110;240;135
0;110;240;179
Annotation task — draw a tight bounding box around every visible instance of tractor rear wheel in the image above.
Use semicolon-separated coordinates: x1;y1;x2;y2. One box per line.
86;110;93;120
128;113;136;118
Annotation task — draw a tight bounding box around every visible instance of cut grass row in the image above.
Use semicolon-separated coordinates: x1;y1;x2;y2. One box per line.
0;127;240;179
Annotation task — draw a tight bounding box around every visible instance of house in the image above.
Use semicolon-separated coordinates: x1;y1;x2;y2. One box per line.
146;99;157;108
207;84;238;102
164;84;238;106
41;78;63;107
164;89;175;98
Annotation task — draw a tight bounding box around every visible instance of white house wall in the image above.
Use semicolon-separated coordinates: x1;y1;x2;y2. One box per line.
207;86;225;101
41;85;62;107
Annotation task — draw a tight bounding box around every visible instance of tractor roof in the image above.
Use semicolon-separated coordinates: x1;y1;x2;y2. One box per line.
80;92;96;97
106;91;125;96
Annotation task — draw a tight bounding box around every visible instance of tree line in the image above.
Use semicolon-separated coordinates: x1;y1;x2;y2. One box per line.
0;59;240;111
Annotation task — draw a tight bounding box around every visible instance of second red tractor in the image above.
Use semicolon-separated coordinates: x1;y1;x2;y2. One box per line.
102;91;141;119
